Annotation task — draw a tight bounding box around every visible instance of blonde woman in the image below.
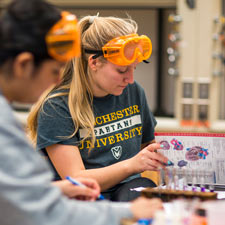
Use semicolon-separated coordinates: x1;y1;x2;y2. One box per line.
28;15;169;201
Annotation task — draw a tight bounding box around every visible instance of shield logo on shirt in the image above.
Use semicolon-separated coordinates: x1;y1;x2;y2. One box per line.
111;146;122;160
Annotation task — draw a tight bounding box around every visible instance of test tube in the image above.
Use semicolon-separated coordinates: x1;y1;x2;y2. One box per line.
182;166;188;191
165;167;172;189
158;168;163;197
209;184;215;192
173;167;179;190
166;167;173;189
191;169;197;192
164;168;169;189
208;170;215;192
199;170;205;192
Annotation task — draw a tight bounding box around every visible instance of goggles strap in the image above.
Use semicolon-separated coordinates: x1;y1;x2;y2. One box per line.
84;49;103;59
85;49;150;64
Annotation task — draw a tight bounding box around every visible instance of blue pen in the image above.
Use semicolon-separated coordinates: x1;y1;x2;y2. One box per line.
66;176;105;200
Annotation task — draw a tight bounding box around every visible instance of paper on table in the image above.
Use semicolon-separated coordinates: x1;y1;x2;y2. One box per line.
215;191;225;199
130;187;146;192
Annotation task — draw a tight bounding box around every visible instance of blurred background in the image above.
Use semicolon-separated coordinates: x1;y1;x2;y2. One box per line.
1;0;225;133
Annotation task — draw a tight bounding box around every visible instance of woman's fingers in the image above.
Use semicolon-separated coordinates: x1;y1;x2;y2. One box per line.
131;197;163;219
144;144;169;165
130;142;170;173
145;143;162;152
76;177;100;193
71;186;98;201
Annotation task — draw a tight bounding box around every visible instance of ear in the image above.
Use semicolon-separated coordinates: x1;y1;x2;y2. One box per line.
13;52;34;79
88;55;102;72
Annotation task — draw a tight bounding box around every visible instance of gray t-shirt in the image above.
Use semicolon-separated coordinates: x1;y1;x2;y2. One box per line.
0;91;132;225
37;81;157;184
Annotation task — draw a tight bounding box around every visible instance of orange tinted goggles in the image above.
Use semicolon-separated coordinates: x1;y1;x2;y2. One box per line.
45;11;80;62
85;34;152;66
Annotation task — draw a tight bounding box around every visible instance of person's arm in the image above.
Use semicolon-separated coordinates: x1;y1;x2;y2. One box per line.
130;197;163;219
46;142;168;191
0;104;162;225
52;177;100;201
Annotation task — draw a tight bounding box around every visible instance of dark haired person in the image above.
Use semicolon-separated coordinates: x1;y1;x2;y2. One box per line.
0;0;163;224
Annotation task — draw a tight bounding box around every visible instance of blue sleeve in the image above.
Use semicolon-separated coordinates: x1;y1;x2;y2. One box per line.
36;96;79;150
0;97;133;225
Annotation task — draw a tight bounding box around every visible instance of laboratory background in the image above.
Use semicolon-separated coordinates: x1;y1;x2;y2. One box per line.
1;1;225;224
1;0;224;134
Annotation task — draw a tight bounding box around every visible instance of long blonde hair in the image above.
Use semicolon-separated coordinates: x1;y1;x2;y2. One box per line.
27;15;138;148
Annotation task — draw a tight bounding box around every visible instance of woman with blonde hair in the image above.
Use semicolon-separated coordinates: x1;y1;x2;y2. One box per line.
28;14;169;201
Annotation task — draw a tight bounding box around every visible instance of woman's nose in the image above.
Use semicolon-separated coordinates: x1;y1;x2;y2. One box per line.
124;70;134;84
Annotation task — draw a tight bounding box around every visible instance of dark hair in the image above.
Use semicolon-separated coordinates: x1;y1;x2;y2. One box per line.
0;0;61;66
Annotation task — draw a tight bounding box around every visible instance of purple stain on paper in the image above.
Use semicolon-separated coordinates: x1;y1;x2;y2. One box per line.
185;146;208;161
170;138;184;150
160;140;170;150
178;160;188;167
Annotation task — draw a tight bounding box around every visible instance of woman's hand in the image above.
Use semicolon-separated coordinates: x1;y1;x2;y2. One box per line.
52;177;100;201
130;197;163;219
128;143;168;174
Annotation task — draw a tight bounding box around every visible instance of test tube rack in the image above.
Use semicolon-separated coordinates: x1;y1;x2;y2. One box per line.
141;188;217;202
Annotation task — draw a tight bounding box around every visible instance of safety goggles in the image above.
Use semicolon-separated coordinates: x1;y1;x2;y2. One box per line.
45;11;80;62
85;34;152;66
